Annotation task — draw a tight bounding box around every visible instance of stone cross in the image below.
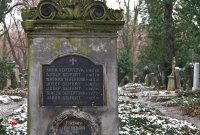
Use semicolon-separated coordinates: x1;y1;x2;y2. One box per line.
69;57;77;65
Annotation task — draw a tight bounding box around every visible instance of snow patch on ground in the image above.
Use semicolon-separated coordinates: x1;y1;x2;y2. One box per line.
119;84;200;135
0;95;13;104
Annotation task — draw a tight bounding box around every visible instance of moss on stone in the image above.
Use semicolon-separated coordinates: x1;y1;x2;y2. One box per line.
27;107;31;135
28;39;33;78
51;39;62;52
82;112;91;120
68;38;91;56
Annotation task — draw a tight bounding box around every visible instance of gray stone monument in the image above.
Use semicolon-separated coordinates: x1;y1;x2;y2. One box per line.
22;0;124;135
175;67;181;89
192;63;200;91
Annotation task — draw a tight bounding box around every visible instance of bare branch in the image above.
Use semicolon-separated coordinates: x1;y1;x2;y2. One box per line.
2;20;23;72
3;3;25;16
0;30;7;37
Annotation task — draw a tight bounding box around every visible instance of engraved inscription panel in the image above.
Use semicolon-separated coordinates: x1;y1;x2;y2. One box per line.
42;55;103;106
56;118;91;135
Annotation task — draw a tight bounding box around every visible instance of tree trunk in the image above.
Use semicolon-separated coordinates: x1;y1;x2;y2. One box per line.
3;21;23;72
164;1;175;58
164;0;175;86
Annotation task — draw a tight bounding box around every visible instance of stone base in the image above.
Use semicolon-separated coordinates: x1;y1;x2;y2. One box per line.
167;75;175;91
192;87;200;91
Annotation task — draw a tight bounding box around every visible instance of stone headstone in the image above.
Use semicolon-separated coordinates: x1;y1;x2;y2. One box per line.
192;63;200;91
175;67;181;89
6;79;11;88
14;65;21;86
20;76;26;88
161;72;166;89
22;0;124;135
144;74;150;86
150;73;156;87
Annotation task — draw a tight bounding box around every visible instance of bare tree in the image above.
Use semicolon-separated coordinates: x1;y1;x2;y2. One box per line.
0;0;37;72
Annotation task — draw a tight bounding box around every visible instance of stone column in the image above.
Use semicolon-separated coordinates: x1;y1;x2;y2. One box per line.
192;63;200;91
167;57;176;91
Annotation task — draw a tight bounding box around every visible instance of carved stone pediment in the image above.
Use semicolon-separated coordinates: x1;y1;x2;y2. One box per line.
21;0;124;34
22;0;123;21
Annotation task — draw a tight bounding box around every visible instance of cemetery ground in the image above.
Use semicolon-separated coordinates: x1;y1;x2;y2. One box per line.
1;84;200;134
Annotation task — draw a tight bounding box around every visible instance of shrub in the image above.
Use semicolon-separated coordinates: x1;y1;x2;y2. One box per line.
0;59;15;89
10;71;17;89
0;118;6;135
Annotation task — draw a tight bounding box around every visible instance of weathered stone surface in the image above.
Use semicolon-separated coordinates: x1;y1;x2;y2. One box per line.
21;0;123;21
28;37;119;135
192;63;200;91
21;0;124;34
167;75;175;91
48;110;99;135
175;67;181;89
167;57;176;91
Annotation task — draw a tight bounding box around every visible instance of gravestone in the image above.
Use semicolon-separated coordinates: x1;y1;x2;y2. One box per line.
175;67;181;89
22;0;124;135
161;72;166;89
144;74;150;86
14;65;21;87
192;63;200;91
6;78;11;88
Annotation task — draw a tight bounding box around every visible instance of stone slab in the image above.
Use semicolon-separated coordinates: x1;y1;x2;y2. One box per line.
42;55;104;106
28;37;118;135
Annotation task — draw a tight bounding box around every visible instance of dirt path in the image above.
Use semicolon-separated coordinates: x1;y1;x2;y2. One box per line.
134;91;200;129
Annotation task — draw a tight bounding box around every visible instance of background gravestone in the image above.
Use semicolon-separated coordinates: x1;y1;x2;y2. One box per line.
22;0;124;135
193;63;200;91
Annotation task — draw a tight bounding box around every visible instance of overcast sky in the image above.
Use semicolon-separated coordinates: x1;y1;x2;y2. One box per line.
106;0;139;9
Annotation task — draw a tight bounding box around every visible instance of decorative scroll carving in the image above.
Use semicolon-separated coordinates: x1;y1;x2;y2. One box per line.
21;0;123;21
84;1;107;20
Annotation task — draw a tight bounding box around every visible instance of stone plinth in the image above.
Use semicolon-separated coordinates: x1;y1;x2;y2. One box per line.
167;57;176;91
22;0;124;135
167;75;175;91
